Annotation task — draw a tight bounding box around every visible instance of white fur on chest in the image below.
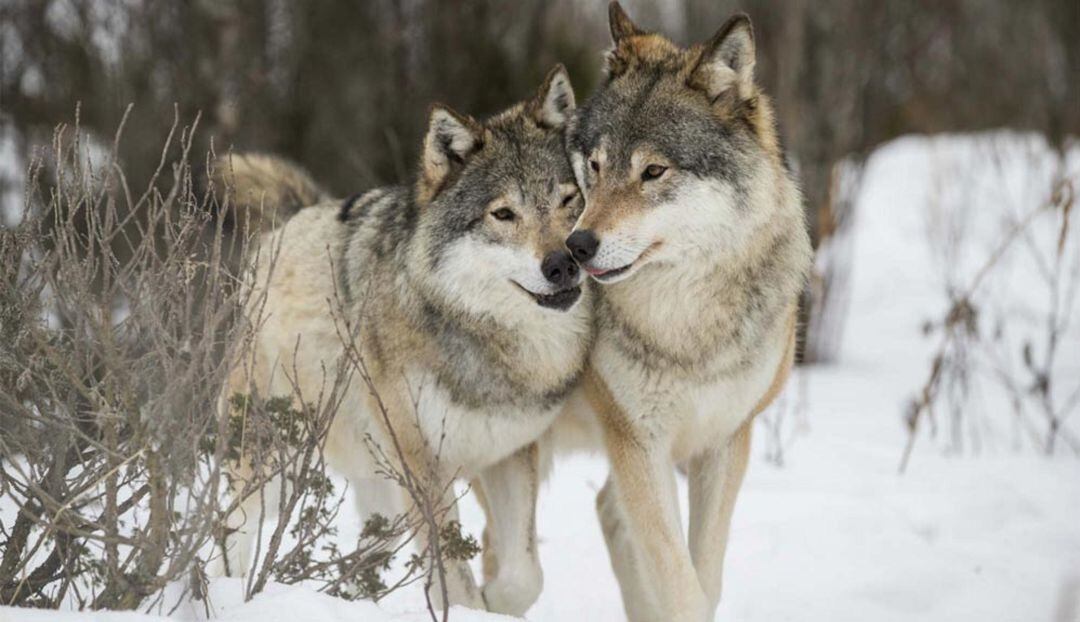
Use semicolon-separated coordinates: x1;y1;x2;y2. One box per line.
405;367;560;477
674;345;781;458
593;322;786;462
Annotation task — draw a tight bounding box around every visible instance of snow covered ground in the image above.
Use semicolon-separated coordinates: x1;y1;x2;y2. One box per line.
2;132;1078;622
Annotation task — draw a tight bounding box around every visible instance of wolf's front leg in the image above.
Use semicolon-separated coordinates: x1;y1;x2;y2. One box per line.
422;496;485;611
366;378;485;611
397;464;483;611
473;442;545;616
596;476;656;622
605;434;707;622
391;450;484;611
687;418;752;617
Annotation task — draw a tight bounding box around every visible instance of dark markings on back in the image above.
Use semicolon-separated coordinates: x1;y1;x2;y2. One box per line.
338;193;363;222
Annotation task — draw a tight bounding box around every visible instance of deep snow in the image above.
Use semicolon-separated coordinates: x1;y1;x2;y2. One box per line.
2;132;1078;622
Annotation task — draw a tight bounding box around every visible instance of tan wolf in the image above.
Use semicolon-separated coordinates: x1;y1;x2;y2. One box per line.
561;4;813;620
216;66;591;615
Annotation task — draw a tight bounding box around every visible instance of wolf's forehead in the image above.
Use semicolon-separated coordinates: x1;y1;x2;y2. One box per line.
580;73;673;136
581;77;719;164
485;130;571;193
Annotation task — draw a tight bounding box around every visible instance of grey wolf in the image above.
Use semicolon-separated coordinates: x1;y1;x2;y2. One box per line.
561;4;812;620
217;65;591;615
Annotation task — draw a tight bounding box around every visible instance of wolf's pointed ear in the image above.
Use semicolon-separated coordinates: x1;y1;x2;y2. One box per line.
608;2;643;42
689;14;756;102
605;3;644;78
418;105;483;203
531;64;576;129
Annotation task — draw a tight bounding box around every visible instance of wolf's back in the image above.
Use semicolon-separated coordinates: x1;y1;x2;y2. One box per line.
211;153;328;233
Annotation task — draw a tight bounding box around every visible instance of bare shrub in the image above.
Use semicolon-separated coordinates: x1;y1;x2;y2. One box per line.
901;139;1080;471
0;110;473;618
0;107;239;610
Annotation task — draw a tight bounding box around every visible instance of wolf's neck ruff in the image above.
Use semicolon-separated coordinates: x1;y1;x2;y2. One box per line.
595;219;804;379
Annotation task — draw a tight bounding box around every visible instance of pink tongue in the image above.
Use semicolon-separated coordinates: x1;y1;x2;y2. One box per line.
585;267;609;276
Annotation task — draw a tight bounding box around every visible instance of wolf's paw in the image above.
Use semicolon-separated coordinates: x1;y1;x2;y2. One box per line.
482;562;543;616
429;560;485;611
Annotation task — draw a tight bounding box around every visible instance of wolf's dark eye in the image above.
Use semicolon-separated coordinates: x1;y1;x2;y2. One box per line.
589;159;600;173
491;207;516;222
641;164;668;182
561;192;578;208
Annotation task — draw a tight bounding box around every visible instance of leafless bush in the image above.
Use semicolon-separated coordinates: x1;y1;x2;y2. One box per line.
0;107;239;610
0;111;473;617
901;141;1079;471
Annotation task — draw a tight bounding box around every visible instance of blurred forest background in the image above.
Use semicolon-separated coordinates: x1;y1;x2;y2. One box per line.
2;0;1078;361
3;0;1077;204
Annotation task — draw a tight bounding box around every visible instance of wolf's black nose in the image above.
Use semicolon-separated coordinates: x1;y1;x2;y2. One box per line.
566;230;599;263
542;250;579;288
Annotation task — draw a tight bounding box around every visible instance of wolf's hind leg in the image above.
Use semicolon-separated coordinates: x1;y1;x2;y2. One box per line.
473;442;545;616
688;418;752;617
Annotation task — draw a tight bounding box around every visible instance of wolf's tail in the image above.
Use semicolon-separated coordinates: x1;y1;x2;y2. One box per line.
210;152;328;233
